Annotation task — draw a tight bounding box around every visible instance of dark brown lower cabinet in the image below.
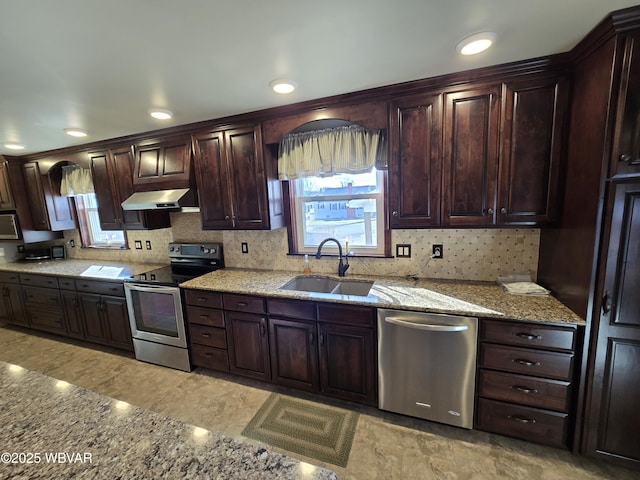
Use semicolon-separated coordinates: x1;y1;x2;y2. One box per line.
22;285;66;335
269;317;319;391
0;272;26;326
60;289;85;339
226;310;271;381
77;292;132;351
476;318;579;448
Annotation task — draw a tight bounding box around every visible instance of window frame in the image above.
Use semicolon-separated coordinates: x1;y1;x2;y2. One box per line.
74;194;128;249
285;169;391;257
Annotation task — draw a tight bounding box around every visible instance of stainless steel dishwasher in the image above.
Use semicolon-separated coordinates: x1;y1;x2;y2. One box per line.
378;308;478;429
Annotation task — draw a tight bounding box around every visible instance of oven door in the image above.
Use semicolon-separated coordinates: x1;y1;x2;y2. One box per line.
124;283;187;348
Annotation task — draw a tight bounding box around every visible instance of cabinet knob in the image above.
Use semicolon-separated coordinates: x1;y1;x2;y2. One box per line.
620;153;633;163
392;211;399;217
224;215;230;220
500;207;507;214
487;208;494;215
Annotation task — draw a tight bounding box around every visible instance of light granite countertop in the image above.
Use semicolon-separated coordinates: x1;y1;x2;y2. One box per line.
180;268;585;326
0;361;336;480
0;259;167;281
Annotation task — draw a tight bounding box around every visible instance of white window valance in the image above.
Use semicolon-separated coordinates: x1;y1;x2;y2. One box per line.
60;164;95;196
277;124;387;180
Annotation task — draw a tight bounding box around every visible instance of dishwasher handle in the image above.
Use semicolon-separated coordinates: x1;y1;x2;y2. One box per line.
384;316;469;332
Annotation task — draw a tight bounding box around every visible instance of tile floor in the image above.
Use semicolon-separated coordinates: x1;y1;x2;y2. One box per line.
0;323;636;480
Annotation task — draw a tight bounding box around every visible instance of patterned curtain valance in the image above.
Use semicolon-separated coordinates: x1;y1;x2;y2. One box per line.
277;124;387;180
60;164;95;196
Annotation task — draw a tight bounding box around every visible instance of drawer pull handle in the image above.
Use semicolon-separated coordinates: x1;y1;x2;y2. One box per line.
513;358;540;367
508;414;536;424
201;333;210;338
237;302;249;307
205;353;212;357
197;297;207;302
199;315;209;319
510;385;538;394
514;333;541;340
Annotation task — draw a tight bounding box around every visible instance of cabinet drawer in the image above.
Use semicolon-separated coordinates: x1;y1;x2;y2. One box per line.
476;398;568;448
0;271;20;283
189;324;227;349
76;280;124;297
19;274;58;289
184;289;222;309
481;344;574;381
223;293;265;314
478;370;571;412
317;302;375;327
481;319;576;351
190;343;229;372
27;307;65;333
267;298;316;320
58;278;76;290
23;286;61;307
186;305;225;327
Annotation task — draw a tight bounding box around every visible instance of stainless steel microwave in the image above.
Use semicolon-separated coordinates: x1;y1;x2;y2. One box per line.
0;213;21;240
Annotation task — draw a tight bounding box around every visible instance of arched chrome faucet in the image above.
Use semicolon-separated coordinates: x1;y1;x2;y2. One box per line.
315;237;349;277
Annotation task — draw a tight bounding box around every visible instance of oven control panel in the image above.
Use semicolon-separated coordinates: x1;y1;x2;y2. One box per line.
168;242;224;261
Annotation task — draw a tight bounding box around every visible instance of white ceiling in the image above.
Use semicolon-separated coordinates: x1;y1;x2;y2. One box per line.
1;0;639;156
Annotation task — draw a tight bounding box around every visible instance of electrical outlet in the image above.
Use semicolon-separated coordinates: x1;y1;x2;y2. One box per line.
145;240;152;250
134;240;143;250
0;248;5;257
241;242;249;254
396;244;411;258
68;240;74;248
432;244;443;259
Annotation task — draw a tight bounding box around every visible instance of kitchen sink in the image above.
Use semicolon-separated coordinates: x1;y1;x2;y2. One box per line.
281;276;374;297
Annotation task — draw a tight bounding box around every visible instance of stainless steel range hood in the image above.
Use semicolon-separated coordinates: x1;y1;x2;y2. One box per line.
121;188;196;210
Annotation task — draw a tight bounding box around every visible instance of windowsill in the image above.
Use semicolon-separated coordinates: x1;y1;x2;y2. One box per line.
81;245;128;250
286;252;393;259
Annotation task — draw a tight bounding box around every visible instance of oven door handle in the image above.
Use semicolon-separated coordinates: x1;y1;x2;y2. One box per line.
125;283;178;293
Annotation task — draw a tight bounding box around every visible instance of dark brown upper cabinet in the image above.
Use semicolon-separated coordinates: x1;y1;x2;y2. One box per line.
89;147;170;230
498;75;568;225
442;85;502;226
0;160;16;210
23;161;76;231
133;135;193;189
388;93;442;228
192;124;284;230
610;32;640;179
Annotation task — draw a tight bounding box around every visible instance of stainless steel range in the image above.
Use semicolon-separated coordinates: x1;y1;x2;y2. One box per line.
124;242;224;371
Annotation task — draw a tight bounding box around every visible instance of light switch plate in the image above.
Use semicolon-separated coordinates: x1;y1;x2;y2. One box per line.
134;240;142;250
241;242;248;254
396;244;411;258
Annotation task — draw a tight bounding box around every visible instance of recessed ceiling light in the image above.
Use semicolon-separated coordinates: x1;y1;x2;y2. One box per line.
457;32;497;55
149;108;173;120
64;128;88;138
4;143;25;150
269;79;297;94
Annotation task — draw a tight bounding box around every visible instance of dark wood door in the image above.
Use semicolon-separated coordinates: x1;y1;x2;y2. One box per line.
442;86;501;225
60;290;85;339
133;135;192;187
1;283;26;326
226;310;271;381
102;295;133;351
192;130;234;229
269;317;319;391
90;151;122;230
78;293;109;345
22;163;50;230
0;161;16;210
388;93;442;228
226;126;269;229
318;322;376;406
611;33;640;179
583;182;640;467
499;76;568;225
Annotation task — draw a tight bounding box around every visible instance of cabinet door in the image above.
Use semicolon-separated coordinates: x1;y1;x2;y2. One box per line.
269;317;319;391
2;283;26;326
60;290;85;339
102;295;133;351
388;93;442;228
192;130;234;229
499;77;567;225
22;163;51;230
0;161;16;210
583;182;640;464
226;310;271;381
611;33;640;178
318;322;376;405
90;151;122;230
78;293;110;345
134;136;192;187
226;125;270;229
442;86;501;225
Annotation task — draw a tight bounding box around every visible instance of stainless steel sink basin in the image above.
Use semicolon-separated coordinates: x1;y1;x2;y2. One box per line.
281;276;374;296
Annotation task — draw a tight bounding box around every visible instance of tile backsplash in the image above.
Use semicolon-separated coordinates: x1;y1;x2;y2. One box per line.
62;212;540;282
